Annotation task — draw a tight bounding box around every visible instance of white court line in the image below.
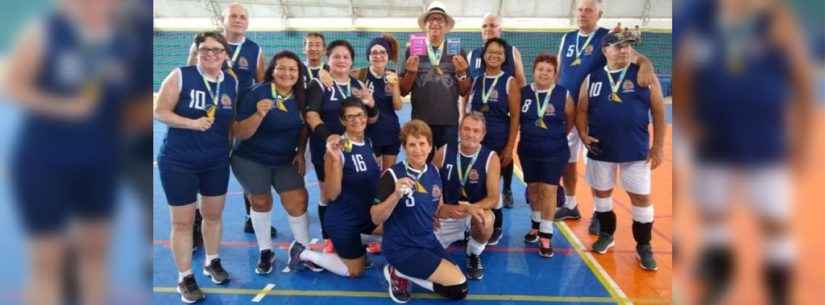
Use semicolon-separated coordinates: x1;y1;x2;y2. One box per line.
251;283;276;302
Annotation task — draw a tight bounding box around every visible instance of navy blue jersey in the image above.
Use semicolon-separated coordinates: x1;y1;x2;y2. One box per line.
233;82;304;167
301;62;329;88
468;71;514;150
307;77;364;160
158;65;237;170
558;27;610;99
467;44;516;80
364;70;401;146
15;13;131;167
680;4;791;164
326;139;381;228
440;143;494;205
381;162;443;251
226;37;262;98
584;63;651;162
518;84;571;160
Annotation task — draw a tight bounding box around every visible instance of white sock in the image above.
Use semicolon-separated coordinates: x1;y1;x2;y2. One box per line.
204;254;219;266
300;250;350;277
466;237;487;256
178;269;193;283
531;211;541;223
540;219;554;235
395;269;434;291
703;224;731;247
764;235;796;265
288;212;311;246
564;195;577;209
251;210;273;252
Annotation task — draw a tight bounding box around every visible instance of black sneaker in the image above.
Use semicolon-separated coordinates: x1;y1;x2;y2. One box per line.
466;254;485;280
588;212;600;235
383;264;411;303
524;229;539;243
202;258;229;284
554;206;582;220
244;218;278;238
591;233;615;254
488;227;503;245
303;261;324;272
255;249;275;275
502;189;513;209
636;244;657;271
538;237;554;258
287;240;305;271
177;274;205;303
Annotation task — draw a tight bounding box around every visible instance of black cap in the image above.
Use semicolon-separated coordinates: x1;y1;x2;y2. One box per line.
603;30;639;47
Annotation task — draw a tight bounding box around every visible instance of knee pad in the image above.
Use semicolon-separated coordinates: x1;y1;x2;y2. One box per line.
435;281;468;300
594;197;613;212
631;205;654;223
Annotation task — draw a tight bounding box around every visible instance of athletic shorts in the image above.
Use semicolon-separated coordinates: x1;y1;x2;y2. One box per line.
158;160;230;205
385;242;453;280
230;154;304;195
326;220;378;259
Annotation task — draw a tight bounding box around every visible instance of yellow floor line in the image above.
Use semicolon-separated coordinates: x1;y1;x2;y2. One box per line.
153;286;670;304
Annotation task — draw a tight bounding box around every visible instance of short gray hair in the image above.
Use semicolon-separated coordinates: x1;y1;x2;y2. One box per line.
461;111;487;133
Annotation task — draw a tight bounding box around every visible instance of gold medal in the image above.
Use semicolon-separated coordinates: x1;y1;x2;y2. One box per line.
460;188;468;199
570;58;581;66
206;105;217;119
275;99;288;112
536;119;548;129
727;58;744;74
480;104;490;113
415;180;427;193
610;92;622;102
341;137;352;153
434;66;443;75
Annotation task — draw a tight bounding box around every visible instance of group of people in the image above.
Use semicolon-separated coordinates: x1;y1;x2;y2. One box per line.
154;0;666;303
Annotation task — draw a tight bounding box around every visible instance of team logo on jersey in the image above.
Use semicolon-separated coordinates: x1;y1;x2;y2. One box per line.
431;185;442;201
238;57;249;70
622;80;635;93
468;169;480;183
584;45;594;56
545;104;556;116
490;90;499;102
221;94;232;109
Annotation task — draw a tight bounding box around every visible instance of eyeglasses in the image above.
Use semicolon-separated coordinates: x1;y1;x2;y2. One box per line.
198;47;225;55
370;50;387;56
343;113;366;121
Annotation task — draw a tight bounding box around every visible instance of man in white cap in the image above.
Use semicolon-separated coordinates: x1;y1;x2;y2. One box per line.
399;1;471;160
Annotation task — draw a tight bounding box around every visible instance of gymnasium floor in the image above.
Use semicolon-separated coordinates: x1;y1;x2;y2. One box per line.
151;103;674;305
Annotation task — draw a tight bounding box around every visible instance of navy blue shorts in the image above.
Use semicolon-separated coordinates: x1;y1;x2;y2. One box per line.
430;125;458;151
326;220;378;259
372;140;400;156
520;156;566;185
13;162;116;235
385;242;453;279
158;160;230;206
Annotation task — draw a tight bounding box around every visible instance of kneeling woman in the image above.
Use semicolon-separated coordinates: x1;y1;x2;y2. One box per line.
371;120;485;304
288;97;381;277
